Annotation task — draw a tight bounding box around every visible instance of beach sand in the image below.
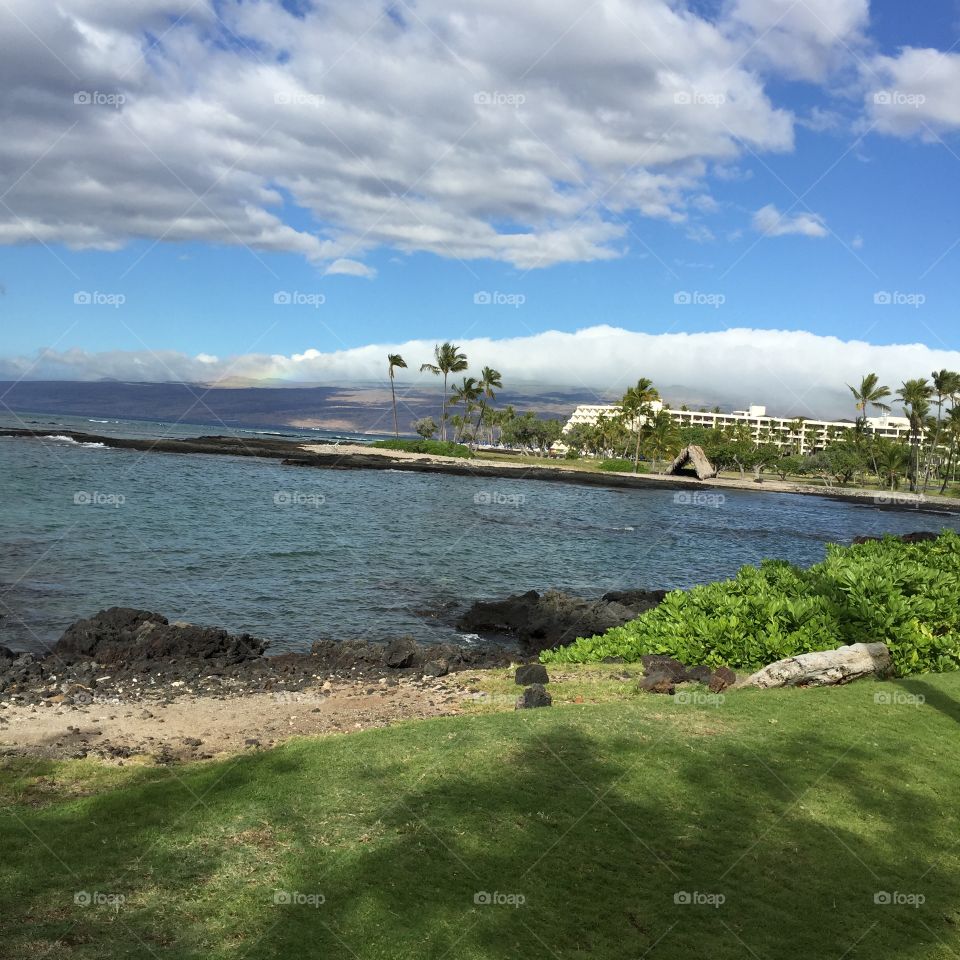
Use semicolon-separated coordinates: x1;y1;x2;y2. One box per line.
0;672;488;763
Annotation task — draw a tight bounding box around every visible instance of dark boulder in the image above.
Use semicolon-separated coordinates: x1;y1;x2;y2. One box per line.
53;608;265;665
853;531;941;546
383;636;419;669
310;639;384;672
637;673;675;695
709;667;737;693
515;663;549;686
681;664;713;684
458;590;542;635
515;683;552;709
601;588;669;609
458;588;666;655
900;531;941;544
640;655;685;679
0;646;15;661
421;660;449;678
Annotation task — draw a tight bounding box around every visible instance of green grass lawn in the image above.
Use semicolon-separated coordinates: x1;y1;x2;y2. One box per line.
3;671;960;958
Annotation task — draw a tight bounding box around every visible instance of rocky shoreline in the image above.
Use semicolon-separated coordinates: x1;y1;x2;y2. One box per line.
0;586;670;706
0;590;669;763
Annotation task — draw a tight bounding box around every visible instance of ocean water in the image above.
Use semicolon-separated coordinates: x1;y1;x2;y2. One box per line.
2;416;958;655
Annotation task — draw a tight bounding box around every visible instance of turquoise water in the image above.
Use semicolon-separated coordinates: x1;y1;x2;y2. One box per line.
2;416;958;654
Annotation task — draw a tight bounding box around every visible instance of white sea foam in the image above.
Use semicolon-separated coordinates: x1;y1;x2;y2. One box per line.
44;435;105;448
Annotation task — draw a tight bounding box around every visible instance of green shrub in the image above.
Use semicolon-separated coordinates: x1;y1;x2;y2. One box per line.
542;531;960;677
370;438;474;458
598;458;644;473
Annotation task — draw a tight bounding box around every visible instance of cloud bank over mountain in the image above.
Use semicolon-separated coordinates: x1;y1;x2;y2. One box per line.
4;326;958;421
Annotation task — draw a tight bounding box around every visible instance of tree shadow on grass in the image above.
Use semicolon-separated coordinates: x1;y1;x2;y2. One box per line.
899;677;960;725
247;714;960;960
2;709;959;959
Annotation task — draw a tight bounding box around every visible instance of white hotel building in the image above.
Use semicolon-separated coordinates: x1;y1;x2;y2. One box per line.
562;401;912;455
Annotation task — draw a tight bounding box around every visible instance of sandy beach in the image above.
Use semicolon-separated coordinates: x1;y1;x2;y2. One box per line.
0;672;487;763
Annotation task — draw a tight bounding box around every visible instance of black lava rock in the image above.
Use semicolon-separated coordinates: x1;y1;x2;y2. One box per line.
515;663;549;686
383;636;420;669
637;673;675;695
515;683;552;709
709;667;737;693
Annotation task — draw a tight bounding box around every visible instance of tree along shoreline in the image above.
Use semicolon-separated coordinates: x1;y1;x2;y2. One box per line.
5;427;960;515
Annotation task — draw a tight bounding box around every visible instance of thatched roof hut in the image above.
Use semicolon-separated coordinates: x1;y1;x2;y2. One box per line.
667;444;716;480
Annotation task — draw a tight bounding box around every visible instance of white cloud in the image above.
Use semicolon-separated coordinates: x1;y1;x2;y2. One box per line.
752;204;828;238
325;259;377;279
866;48;960;137
0;0;810;271
5;326;957;420
728;0;869;81
797;106;844;133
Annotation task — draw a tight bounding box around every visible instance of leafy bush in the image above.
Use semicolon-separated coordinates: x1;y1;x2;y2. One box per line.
370;439;474;458
598;458;645;473
542;531;960;677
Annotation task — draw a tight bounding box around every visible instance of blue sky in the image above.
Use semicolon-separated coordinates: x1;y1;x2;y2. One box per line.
1;0;959;413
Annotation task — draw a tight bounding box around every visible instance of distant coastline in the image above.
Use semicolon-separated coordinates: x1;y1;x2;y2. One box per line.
4;426;959;515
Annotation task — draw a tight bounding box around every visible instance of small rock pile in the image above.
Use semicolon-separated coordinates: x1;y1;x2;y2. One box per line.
635;656;737;696
514;663;552;709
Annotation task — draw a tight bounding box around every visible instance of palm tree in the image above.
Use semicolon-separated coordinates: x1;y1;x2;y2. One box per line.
787;418;806;455
448;376;480;442
896;378;933;491
473;366;503;444
387;353;407;439
619;378;660;473
847;373;891;429
925;369;960;492
643;410;681;473
873;439;911;490
940;406;960;495
420;342;468;441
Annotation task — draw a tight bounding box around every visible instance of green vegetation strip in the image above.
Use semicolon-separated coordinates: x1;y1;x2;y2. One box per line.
370;438;474;458
2;674;960;957
543;531;960;676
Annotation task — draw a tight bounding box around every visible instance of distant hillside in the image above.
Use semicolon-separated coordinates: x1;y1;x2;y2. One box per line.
0;381;609;434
